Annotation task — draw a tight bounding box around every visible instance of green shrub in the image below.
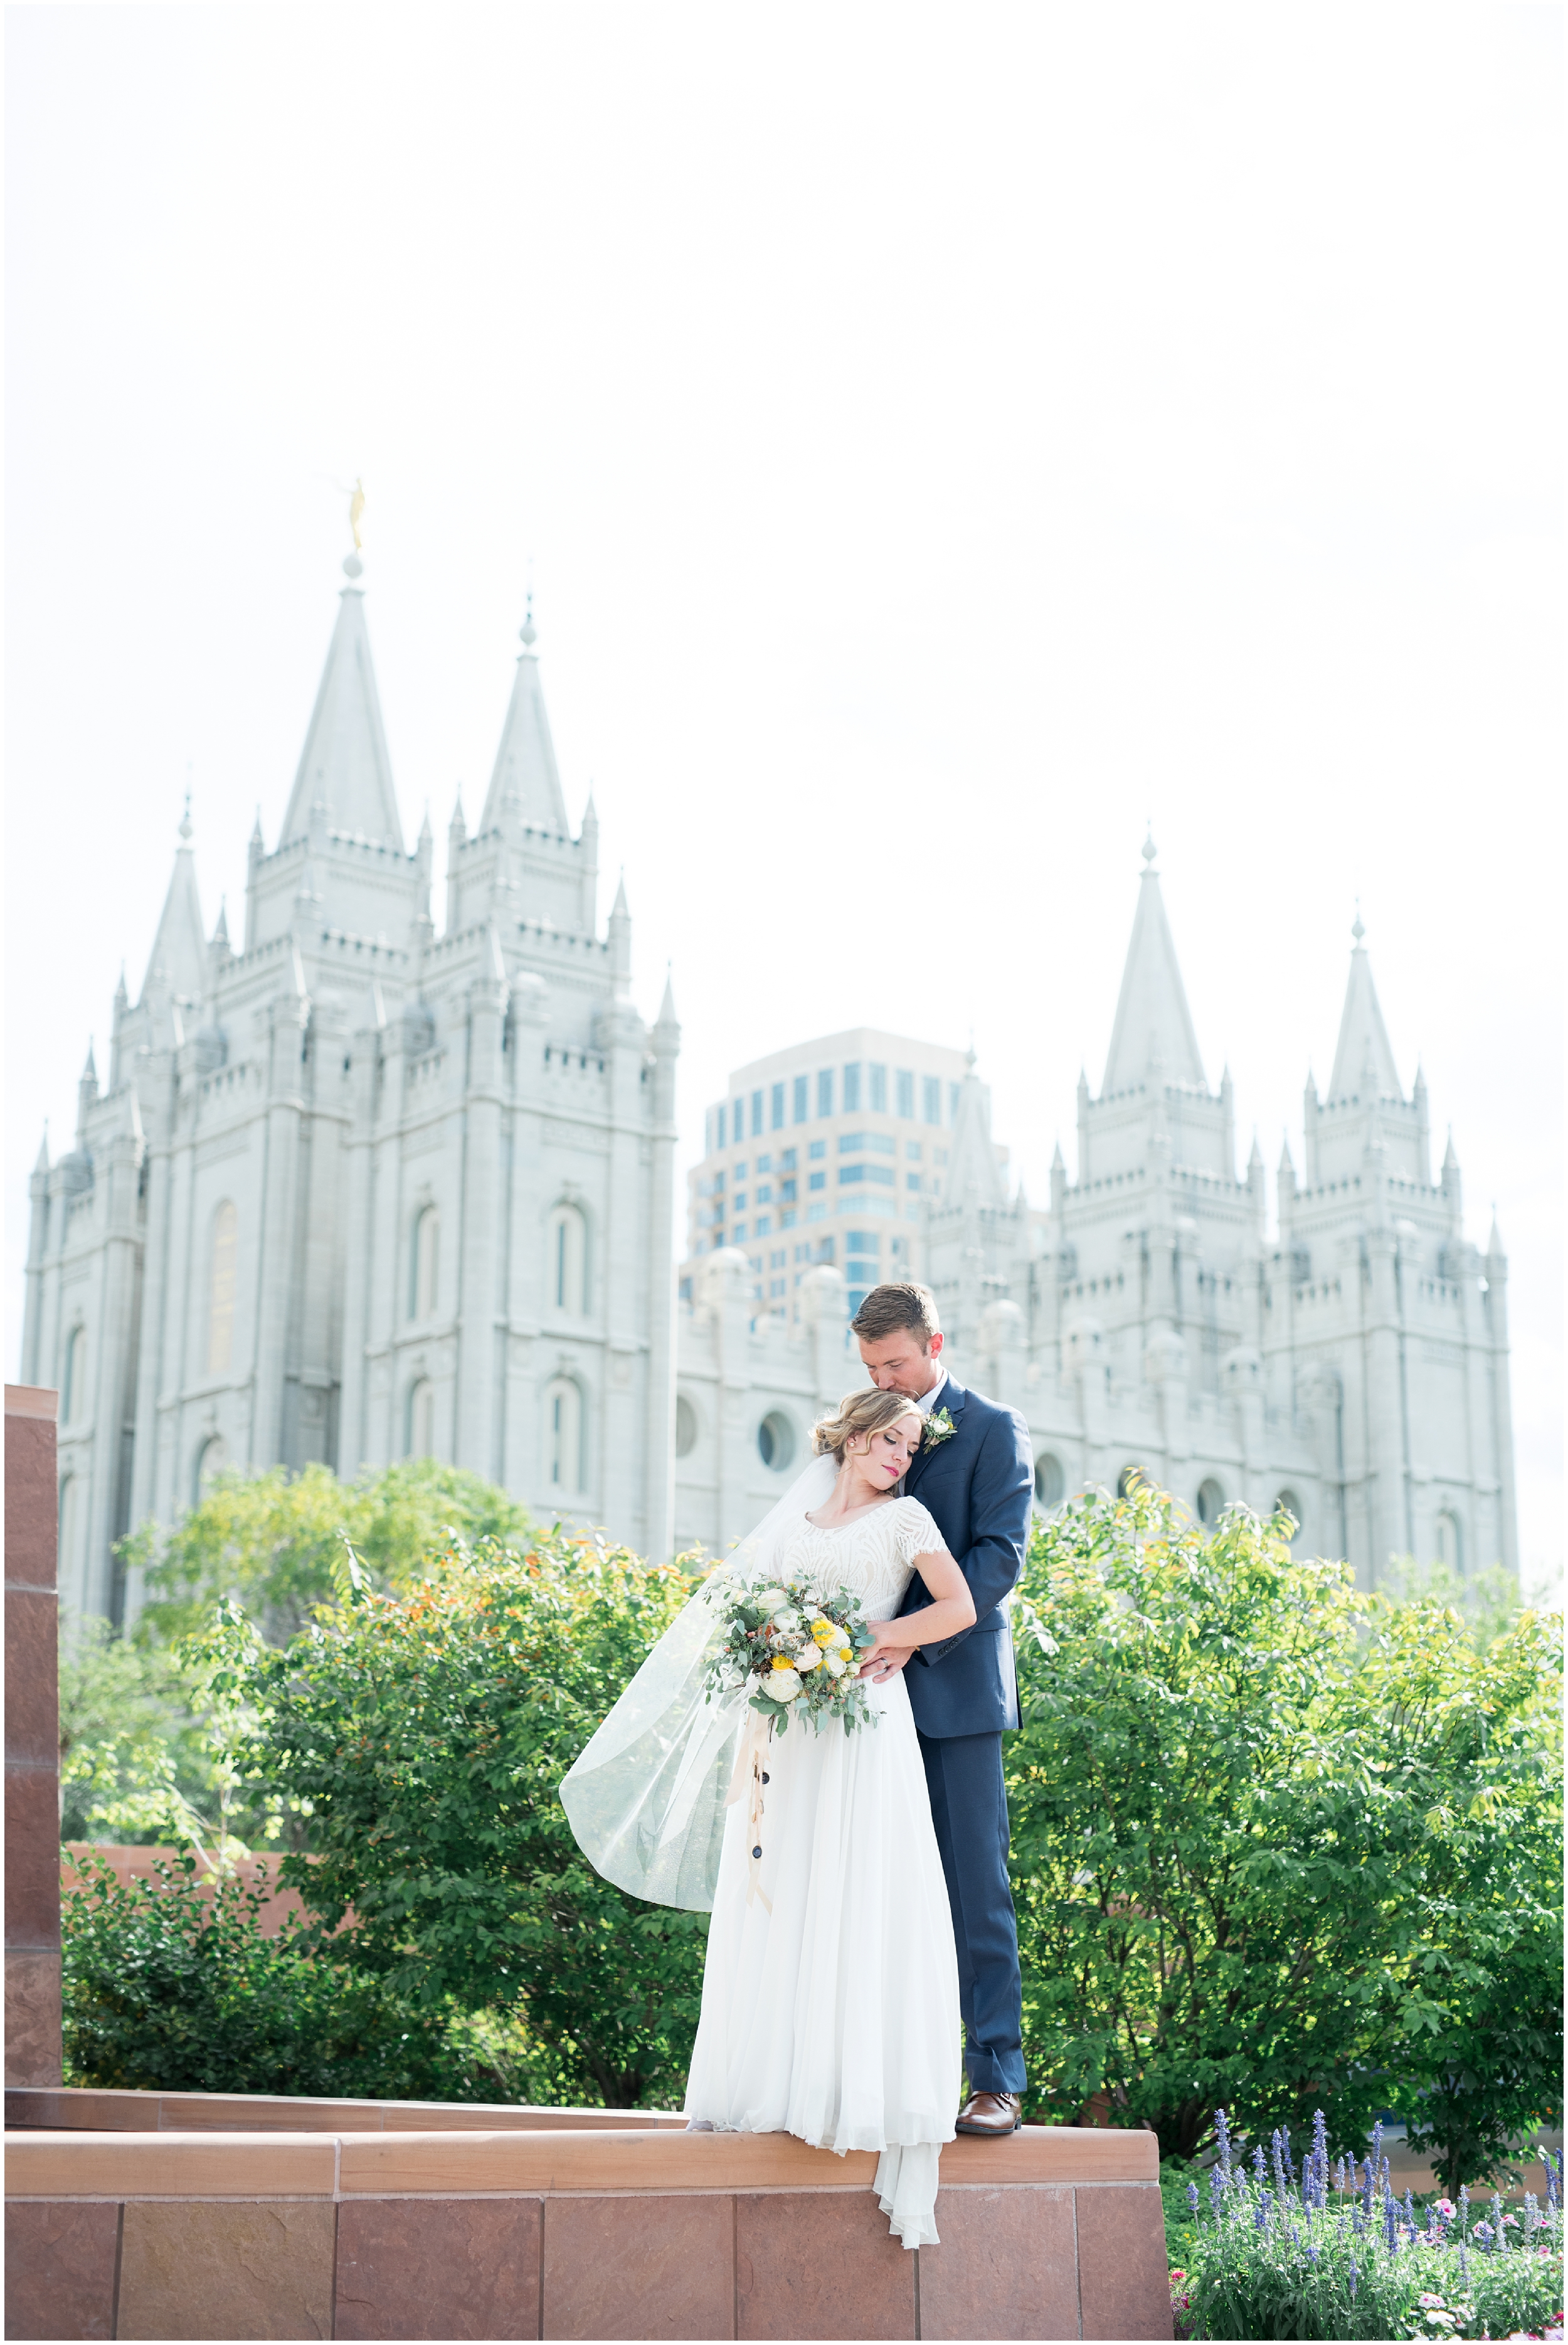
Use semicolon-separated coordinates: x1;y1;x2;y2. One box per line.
122;1457;531;1646
236;1526;710;2108
61;1853;527;2102
1007;1482;1563;2180
1179;2112;1562;2341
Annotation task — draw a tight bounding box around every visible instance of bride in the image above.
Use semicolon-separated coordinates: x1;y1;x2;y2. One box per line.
560;1386;976;2250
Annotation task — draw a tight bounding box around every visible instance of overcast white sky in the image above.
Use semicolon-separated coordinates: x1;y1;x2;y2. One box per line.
6;4;1562;1582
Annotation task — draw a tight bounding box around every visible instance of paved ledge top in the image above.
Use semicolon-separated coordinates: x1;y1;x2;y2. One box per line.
5;2086;689;2135
7;2122;1158;2199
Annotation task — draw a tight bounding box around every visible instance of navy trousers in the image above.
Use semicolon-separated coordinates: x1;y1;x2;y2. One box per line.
918;1727;1027;2097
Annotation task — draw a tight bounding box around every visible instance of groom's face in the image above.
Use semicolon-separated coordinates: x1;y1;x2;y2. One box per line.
857;1326;945;1400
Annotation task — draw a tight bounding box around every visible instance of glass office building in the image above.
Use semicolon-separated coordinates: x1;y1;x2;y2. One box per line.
684;1028;983;1323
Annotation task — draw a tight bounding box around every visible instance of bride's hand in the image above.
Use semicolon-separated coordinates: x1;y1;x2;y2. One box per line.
858;1628;911;1682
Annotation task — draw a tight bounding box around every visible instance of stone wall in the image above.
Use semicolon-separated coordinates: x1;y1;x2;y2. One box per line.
5;1385;61;2088
4;2092;1173;2340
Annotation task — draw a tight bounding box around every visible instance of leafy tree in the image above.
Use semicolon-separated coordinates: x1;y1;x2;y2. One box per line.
1006;1482;1562;2183
122;1458;531;1646
59;1616;191;1842
236;1526;709;2108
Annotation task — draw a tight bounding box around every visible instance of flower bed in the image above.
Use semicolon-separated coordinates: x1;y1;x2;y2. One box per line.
1175;2109;1563;2341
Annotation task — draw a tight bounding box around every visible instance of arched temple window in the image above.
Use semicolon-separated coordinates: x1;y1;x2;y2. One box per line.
207;1201;238;1375
406;1378;437;1460
1034;1453;1066;1509
545;1376;585;1494
58;1474;79;1585
1197;1477;1226;1527
548;1203;588;1316
410;1206;440;1322
1434;1509;1464;1571
194;1435;230;1506
61;1325;87;1424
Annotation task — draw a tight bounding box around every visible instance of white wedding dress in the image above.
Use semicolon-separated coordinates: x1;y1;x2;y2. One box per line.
681;1495;961;2250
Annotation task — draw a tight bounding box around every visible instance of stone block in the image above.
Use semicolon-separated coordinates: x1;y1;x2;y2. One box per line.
1074;2183;1174;2341
6;1587;58;1767
919;2183;1079;2339
336;2196;543;2339
6;2129;336;2198
736;2189;914;2339
4;1948;62;2087
543;2191;733;2339
6;1767;61;1949
4;1410;58;1588
117;2198;336;2340
4;2200;120;2340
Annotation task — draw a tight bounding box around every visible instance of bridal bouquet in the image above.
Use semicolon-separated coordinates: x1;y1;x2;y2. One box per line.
702;1570;880;1737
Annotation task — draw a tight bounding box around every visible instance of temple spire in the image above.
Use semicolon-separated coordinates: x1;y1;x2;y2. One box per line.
1327;908;1402;1102
945;1055;1007;1210
280;572;403;849
140;808;207;1004
480;595;569;836
1101;831;1206;1093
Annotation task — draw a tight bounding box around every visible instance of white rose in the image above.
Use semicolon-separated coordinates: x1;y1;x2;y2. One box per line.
754;1586;790;1610
768;1667;802;1701
821;1649;846;1677
795;1644;823;1671
770;1609;799;1632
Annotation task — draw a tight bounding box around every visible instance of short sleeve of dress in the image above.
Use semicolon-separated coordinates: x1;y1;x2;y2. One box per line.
896;1499;945;1565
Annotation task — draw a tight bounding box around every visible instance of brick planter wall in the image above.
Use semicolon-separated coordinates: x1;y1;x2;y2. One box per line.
4;2093;1173;2341
5;1385;61;2090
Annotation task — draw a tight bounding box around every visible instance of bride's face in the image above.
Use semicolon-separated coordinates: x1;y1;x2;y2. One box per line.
847;1414;923;1492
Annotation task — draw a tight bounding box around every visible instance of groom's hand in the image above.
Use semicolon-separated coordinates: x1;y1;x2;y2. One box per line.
857;1634;911;1683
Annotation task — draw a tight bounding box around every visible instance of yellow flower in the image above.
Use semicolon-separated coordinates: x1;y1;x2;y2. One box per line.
810;1619;838;1647
771;1654;798;1672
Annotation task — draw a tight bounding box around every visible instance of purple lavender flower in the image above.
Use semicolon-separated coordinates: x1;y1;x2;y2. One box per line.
1405;2188;1418;2235
1216;2107;1233;2179
1283;2124;1296;2185
1385;2186;1398;2253
1334;2157;1346;2195
1254;2144;1268;2187
1273;2130;1288;2203
1348;2256;1358;2302
1187;2182;1200;2218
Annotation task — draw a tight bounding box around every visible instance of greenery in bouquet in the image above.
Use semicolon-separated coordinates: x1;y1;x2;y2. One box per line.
1179;2108;1563;2342
702;1568;877;1736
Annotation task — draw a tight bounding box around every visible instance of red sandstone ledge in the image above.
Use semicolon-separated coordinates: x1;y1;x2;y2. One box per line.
7;2120;1157;2200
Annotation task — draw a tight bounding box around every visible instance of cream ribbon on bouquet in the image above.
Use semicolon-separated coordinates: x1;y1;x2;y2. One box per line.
724;1708;774;1914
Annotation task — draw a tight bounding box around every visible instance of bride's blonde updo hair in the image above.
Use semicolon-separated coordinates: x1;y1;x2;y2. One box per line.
812;1385;924;1467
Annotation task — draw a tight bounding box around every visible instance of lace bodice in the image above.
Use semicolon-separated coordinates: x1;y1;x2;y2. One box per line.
778;1496;946;1620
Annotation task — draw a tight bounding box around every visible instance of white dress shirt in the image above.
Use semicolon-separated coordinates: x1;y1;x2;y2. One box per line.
915;1367;948;1417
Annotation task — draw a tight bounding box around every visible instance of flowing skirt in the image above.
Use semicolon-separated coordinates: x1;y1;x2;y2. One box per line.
682;1671;961;2248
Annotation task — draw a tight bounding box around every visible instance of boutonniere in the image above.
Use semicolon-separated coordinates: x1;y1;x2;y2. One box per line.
922;1407;956;1450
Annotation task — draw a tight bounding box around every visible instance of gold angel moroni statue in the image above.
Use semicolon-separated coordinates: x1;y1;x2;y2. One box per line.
349;477;366;551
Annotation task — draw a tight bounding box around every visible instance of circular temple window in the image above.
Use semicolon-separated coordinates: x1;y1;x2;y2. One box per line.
1035;1453;1066;1508
757;1411;795;1472
675;1395;699;1459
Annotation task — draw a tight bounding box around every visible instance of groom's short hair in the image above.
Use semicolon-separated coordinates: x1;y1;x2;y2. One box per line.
850;1282;941;1348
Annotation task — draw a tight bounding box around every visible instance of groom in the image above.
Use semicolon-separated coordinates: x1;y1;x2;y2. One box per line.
853;1282;1034;2135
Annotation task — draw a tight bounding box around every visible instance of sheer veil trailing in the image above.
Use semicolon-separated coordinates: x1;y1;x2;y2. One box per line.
559;1454;837;1912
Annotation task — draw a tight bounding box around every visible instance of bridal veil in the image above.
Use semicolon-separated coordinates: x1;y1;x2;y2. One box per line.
559;1454;836;1910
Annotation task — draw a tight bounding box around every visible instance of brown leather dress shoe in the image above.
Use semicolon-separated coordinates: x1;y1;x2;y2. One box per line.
955;2090;1023;2135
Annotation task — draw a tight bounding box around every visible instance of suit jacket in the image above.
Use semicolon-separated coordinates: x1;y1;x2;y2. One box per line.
896;1373;1034;1738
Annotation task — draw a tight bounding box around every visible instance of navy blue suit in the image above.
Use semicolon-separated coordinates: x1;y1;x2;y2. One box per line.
898;1373;1032;2097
